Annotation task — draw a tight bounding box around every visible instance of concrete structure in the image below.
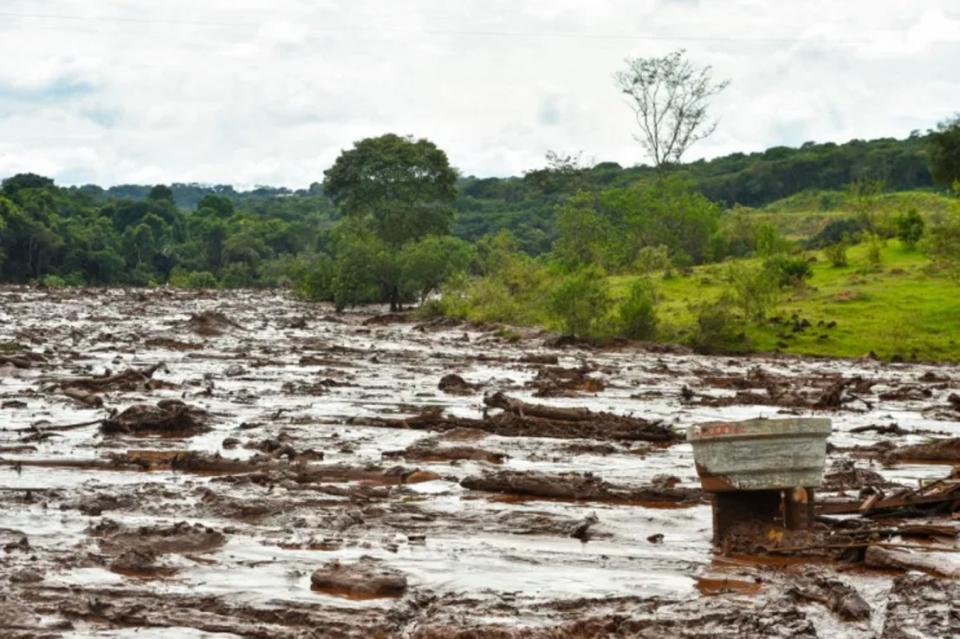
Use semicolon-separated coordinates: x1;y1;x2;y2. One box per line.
688;418;832;546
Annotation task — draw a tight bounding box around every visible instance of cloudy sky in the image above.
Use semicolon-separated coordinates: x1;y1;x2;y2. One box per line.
0;1;958;187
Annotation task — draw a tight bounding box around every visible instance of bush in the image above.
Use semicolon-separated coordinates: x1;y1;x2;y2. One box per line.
895;208;924;249
633;245;671;274
295;255;334;301
547;267;613;339
921;207;960;280
824;241;849;268
806;218;864;249
864;232;884;266
726;261;779;320
187;271;220;289
40;274;67;289
690;296;748;354
168;268;220;289
766;255;812;288
616;279;657;340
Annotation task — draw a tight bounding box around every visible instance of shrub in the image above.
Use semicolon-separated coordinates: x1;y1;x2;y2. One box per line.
633;244;671;274
864;232;884;266
921;208;960;280
824;240;849;268
690;295;748;354
193;271;220;288
40;274;67;289
895;208;925;249
726;261;779;320
295;255;335;301
766;255;812;288
616;279;657;340
547;267;613;339
806;218;864;249
754;222;789;256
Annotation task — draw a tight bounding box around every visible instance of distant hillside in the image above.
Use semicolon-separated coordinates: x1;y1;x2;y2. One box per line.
54;132;937;255
454;133;935;252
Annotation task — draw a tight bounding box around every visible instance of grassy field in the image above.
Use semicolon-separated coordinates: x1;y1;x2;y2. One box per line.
610;240;960;362
734;190;956;240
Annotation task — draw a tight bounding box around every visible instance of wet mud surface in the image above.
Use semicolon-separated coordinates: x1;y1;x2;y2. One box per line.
2;286;960;637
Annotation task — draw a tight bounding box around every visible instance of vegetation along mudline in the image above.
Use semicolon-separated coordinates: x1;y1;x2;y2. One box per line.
1;51;959;361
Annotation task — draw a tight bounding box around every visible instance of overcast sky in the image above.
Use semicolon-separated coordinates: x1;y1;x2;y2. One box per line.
0;1;958;188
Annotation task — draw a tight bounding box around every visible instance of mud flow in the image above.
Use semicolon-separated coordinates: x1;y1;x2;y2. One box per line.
1;286;959;638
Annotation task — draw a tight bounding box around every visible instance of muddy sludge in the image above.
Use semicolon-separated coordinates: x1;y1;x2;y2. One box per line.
3;286;960;638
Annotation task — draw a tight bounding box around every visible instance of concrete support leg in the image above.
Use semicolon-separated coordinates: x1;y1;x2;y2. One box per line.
711;490;782;546
784;487;815;530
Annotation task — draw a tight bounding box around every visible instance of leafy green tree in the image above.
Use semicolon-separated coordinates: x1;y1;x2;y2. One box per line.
196;194;235;218
1;173;54;196
323;134;457;246
617;279;657;339
148;185;175;203
928;115;960;188
122;223;156;268
895;208;925;249
553;193;612;269
547;266;614;339
399;235;475;302
329;226;392;311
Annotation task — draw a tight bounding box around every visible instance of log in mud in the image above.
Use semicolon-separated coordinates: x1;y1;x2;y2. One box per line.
1;286;960;637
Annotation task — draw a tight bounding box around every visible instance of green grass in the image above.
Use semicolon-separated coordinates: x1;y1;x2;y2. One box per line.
611;240;960;361
733;189;957;240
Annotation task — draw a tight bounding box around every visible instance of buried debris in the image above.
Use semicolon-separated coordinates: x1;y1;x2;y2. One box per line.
101;400;209;436
184;310;243;336
310;557;407;599
864;545;960;578
689;368;876;411
817;474;960;516
788;573;871;622
370;392;678;442
94;520;227;556
884;437;960;463
460;470;702;506
55;365;168;405
383;438;505;464
527;365;604;397
438;373;482;395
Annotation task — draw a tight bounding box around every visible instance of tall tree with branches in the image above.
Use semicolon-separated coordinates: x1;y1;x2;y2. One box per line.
615;49;729;171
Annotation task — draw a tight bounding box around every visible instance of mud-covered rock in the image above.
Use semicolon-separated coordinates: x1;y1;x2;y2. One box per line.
310;557;407;598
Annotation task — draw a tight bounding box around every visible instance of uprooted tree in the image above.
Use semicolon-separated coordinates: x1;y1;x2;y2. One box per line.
614;49;729;170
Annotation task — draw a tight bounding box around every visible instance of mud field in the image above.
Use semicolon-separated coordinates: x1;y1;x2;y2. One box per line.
2;286;960;638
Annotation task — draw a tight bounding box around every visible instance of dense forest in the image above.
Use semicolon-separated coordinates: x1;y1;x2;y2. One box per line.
0;132;941;291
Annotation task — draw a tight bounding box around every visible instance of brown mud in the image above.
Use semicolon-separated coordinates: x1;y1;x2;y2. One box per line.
1;286;960;637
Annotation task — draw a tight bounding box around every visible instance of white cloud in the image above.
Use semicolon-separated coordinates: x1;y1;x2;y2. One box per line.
0;0;957;186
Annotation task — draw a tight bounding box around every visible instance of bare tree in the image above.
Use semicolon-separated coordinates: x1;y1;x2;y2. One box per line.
615;49;729;170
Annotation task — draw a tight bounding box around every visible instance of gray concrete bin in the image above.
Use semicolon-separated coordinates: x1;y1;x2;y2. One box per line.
687;418;832;546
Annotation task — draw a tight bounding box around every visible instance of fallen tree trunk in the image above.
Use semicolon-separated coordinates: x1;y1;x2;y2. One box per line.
864;545;960;578
483;392;593;421
460;470;702;506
